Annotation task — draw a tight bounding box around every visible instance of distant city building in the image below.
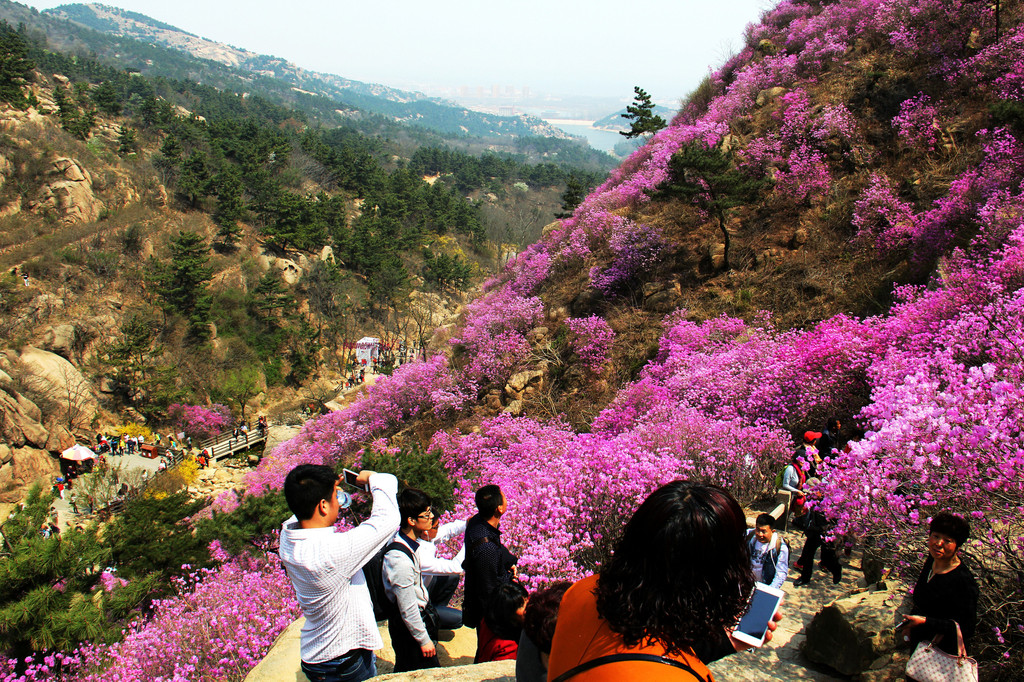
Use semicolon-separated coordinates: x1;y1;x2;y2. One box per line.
498;105;515;116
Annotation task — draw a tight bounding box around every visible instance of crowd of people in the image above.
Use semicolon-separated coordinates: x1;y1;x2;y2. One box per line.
278;415;980;682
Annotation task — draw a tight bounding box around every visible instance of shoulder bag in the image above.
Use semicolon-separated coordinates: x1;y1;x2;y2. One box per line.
905;621;978;682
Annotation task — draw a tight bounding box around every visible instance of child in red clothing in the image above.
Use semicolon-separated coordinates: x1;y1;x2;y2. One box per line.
475;581;528;663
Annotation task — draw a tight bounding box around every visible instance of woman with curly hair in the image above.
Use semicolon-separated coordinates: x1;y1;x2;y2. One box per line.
545;481;779;681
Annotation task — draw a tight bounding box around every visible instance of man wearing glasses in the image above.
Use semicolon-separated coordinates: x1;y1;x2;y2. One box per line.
280;465;399;682
383;488;442;672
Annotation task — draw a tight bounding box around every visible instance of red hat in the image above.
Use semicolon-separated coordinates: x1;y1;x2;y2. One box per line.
803;431;822;443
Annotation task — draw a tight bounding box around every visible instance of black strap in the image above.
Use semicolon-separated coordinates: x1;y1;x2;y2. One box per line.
550;653;707;682
384;540;416;563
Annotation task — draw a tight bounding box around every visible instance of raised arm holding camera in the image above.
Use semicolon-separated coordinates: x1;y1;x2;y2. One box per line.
279;465;399;682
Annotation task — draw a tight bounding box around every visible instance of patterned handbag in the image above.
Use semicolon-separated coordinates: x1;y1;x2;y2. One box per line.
905;621;978;682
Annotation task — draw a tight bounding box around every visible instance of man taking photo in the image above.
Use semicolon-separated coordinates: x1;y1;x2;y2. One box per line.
279;465;399;682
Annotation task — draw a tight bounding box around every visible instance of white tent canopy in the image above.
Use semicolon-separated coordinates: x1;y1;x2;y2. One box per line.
355;337;380;366
60;444;96;461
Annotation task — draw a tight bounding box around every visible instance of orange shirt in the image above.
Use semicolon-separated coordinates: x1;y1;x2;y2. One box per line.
546;575;712;682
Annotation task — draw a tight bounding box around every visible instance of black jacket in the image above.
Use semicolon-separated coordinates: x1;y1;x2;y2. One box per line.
462;513;517;628
911;556;980;655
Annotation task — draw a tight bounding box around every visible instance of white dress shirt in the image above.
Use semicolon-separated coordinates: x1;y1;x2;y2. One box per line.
419;519;467;590
279;472;399;664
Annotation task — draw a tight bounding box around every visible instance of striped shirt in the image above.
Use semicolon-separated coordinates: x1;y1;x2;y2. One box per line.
279;473;400;664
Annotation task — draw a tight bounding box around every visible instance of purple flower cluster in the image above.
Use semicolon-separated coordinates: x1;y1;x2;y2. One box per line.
891;93;941;151
588;219;665;295
852;172;919;252
565;317;616;373
2;554;300;681
167;403;233;440
450;289;544;384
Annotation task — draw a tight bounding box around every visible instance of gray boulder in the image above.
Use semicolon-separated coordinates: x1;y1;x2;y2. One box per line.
803;586;899;676
42;323;77;359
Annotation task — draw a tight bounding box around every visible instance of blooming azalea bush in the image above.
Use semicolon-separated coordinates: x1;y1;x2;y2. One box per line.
167;403;233;440
565;316;616;373
1;552;299;682
891;93;941;151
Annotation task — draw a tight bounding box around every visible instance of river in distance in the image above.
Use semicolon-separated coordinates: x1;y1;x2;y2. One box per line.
544;120;628;156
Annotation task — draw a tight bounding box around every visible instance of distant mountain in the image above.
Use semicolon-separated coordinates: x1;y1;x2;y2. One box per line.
593;104;675;131
43;2;574;141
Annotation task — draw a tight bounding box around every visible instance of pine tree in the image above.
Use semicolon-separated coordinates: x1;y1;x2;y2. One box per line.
0;21;35;109
212;169;246;247
176;150;212;208
0;486;155;658
656;141;765;270
101;314;162;406
117;125;138;156
149;231;213;338
621;86;667;140
90;79;122;116
556;173;590;219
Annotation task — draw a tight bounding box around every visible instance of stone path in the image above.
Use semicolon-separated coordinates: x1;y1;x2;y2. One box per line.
707;527;876;680
51;451;164;528
247;528;884;682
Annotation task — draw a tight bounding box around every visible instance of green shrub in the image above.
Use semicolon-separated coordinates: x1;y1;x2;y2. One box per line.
360;441;456;513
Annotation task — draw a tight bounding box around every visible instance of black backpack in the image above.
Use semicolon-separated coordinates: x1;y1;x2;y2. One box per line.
363;540;416;622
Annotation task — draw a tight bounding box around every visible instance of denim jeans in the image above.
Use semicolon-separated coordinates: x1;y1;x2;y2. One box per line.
300;649;376;682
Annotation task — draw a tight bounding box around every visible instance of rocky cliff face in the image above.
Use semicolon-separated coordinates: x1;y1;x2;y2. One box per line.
0;347;89;506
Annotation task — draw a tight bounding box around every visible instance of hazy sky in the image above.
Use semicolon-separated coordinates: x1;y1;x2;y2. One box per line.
23;0;775;101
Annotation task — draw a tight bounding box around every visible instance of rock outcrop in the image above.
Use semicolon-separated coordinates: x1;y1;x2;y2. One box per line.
0;446;60;503
803;584;899;676
15;346;98;420
36;157;104;225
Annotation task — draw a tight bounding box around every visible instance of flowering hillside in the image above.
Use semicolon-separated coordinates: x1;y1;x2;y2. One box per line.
9;0;1024;679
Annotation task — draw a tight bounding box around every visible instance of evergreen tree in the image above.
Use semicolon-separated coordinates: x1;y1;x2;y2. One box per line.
0;486;155;658
367;254;409;312
250;270;293;320
117;125;138;156
149;231;213;338
101;314;161;406
103;492;210;581
0;21;35;109
621;86;667;140
422;249;471;292
212;169;246;247
90;79;122;116
656;141;765;270
556;173;590;219
176;150;212;208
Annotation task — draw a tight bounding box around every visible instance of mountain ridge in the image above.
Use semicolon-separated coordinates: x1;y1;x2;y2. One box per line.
43;2;578;141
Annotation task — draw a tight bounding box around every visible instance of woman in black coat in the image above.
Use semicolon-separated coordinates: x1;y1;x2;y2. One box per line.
900;512;980;655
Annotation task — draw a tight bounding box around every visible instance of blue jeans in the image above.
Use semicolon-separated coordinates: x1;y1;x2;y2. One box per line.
300;649;376;682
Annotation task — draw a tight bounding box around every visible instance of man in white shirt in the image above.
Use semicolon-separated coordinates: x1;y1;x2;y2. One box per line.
383;488;440;672
279;465;399;682
417;509;466;630
746;513;790;589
